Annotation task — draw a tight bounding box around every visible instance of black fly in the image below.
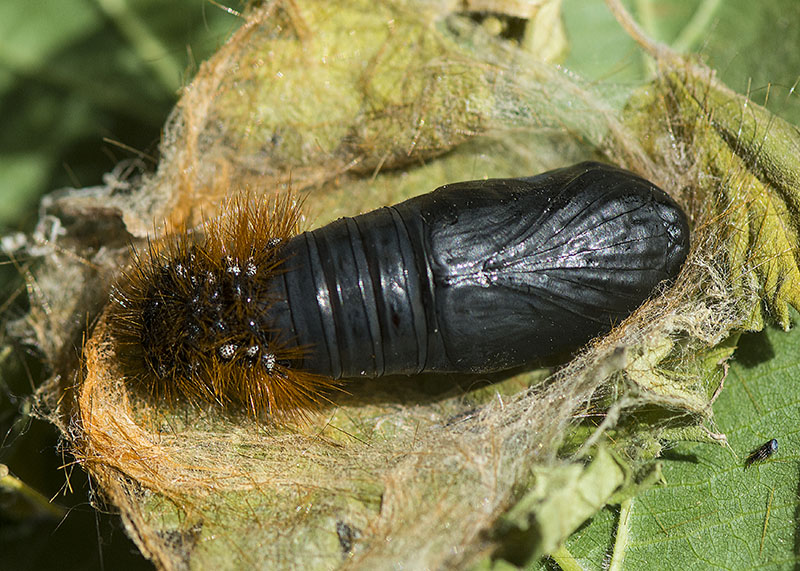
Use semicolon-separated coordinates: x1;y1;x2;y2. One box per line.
745;439;778;468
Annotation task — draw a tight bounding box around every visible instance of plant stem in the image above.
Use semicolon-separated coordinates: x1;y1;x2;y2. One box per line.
609;498;632;571
550;545;584;571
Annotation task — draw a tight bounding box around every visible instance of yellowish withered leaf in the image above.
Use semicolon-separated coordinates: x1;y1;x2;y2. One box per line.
626;70;800;331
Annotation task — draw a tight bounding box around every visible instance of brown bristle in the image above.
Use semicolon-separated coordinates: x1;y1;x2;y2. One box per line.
109;193;340;421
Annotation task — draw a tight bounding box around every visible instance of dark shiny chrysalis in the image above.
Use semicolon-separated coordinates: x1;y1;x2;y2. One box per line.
111;161;690;417
266;161;690;378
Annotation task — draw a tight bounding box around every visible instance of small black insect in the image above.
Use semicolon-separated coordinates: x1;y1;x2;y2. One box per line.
745;438;778;468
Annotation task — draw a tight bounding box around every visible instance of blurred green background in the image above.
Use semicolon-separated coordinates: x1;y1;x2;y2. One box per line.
0;1;239;569
1;0;798;569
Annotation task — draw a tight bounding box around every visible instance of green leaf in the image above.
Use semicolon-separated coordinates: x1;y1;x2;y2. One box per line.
698;1;800;127
624;68;800;331
563;313;800;568
493;447;628;565
0;0;239;230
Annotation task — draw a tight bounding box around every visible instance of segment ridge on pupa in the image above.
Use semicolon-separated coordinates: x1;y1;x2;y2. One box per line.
108;193;338;421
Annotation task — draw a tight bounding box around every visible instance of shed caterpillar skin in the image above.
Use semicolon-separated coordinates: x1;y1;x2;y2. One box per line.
109;161;690;417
